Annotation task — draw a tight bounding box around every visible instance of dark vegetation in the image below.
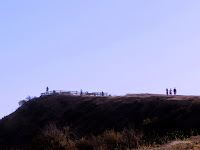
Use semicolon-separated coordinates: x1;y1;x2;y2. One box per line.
0;95;200;149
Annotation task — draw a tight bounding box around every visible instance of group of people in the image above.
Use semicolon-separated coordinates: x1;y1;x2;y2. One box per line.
166;88;177;95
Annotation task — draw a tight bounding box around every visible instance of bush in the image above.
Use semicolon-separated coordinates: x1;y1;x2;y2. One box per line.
76;138;94;150
18;100;27;107
101;130;122;149
18;95;35;107
31;123;75;150
122;126;143;149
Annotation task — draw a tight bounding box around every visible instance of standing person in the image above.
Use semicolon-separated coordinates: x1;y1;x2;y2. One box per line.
173;88;177;95
80;89;83;96
166;88;168;96
102;91;104;96
169;88;172;95
46;87;49;92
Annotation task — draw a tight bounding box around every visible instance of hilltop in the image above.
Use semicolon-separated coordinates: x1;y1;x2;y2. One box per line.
1;94;200;149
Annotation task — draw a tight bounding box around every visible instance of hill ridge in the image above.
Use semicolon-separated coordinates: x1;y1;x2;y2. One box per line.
1;94;200;148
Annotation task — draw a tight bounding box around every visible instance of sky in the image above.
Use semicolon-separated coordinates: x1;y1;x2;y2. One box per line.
1;0;200;118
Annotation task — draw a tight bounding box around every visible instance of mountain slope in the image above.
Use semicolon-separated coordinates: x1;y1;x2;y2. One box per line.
1;94;200;148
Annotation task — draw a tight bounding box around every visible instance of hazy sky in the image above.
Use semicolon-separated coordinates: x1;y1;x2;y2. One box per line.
1;0;200;118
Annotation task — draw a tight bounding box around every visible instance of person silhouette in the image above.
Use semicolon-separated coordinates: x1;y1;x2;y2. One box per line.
166;88;168;96
46;87;49;92
80;89;83;96
169;88;172;95
173;88;177;95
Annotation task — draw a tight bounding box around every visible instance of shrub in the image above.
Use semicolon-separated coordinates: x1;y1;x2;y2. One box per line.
87;130;123;150
101;130;122;149
18;95;35;107
18;100;27;107
76;138;94;150
143;118;151;125
89;135;106;150
122;126;143;149
31;123;75;150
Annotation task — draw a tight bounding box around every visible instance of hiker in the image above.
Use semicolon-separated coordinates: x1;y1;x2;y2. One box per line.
166;88;168;96
169;88;172;95
173;88;177;95
80;89;83;96
46;87;49;92
102;91;104;96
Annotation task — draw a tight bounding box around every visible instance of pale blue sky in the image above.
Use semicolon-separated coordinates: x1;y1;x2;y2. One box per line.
1;0;200;118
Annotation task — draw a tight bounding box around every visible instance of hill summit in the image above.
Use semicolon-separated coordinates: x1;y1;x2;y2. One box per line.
1;94;200;149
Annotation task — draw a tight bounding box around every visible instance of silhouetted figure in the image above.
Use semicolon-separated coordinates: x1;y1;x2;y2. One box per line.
169;88;172;95
166;88;168;96
80;89;83;96
173;88;177;95
102;91;104;96
46;87;49;92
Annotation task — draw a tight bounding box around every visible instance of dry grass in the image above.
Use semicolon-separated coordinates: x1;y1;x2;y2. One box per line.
31;123;75;150
143;136;200;150
30;123;144;150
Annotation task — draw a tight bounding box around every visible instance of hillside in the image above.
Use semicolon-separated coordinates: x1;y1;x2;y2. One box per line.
1;94;200;149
